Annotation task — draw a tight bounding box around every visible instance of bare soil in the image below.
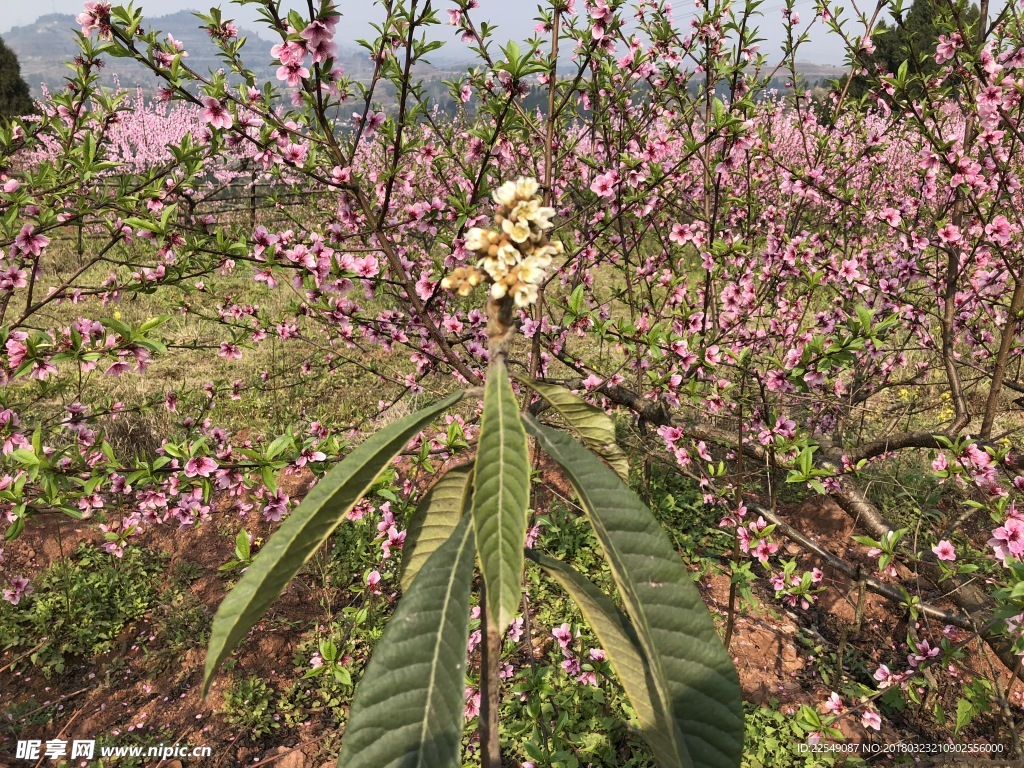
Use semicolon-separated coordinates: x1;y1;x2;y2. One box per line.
1;480;1021;768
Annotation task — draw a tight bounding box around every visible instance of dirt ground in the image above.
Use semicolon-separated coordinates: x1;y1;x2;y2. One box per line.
1;483;1021;767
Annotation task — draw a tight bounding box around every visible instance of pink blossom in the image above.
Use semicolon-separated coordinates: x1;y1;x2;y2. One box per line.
935;33;962;64
463;687;481;720
184;456;218;478
14;225;50;257
552;623;574;649
507;618;524;643
218;342;242;360
823;692;844;713
989;514;1024;562
985;215;1012;245
295;448;326;467
301;20;334;49
77;1;112;38
200;97;232;129
861;709;881;730
263;489;290;522
282;142;309;166
838;258;860;283
271;40;306;66
355;256;380;278
590;171;618;198
931;540;956;561
669;223;694;244
753;538;778;564
908;640;940;667
937;223;962;244
2;576;32;605
381;525;406;558
873;664;895;688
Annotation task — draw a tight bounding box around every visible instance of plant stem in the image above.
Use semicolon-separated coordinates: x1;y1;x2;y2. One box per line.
479;584;503;767
519;591;553;758
724;373;745;649
477;251;519;767
980;275;1024;438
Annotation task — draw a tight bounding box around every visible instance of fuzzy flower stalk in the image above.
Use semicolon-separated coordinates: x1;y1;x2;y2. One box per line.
441;177;562;354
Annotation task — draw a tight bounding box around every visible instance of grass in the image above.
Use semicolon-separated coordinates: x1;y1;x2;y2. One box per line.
22;231;418;452
0;544;166;677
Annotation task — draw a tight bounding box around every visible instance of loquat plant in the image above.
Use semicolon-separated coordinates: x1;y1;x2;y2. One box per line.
203;179;743;768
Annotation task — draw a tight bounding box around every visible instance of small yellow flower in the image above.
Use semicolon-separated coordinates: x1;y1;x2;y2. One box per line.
502;217;531;244
515;177;539;199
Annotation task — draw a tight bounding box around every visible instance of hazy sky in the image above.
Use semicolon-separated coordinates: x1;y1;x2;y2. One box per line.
3;0;850;65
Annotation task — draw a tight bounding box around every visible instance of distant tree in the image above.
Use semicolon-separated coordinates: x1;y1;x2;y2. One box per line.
841;0;980;102
0;36;34;118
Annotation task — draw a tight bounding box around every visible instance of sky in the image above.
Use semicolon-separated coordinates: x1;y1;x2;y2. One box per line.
1;0;855;66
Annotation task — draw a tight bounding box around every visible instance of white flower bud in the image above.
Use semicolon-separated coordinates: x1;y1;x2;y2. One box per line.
502;217;531;244
493;181;518;208
518;256;547;284
512;283;539;307
464;227;488;252
515;177;539;199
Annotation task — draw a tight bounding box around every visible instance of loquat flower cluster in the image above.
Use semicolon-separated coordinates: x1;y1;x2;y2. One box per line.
441;177;562;308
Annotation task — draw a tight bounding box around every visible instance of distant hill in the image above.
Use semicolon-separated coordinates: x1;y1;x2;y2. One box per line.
5;12;375;99
6;12;846;109
790;61;846;80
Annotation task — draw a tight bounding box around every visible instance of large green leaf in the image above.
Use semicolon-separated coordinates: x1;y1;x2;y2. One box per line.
203;391;462;695
400;464;473;592
336;515;476;768
515;375;629;480
527;550;691;768
472;358;530;632
524;417;743;768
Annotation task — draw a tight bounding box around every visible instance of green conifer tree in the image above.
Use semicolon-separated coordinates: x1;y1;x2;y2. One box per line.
0;36;34;118
841;0;981;102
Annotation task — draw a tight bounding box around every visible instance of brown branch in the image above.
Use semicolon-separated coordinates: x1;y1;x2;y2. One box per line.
981;275;1024;438
755;504;971;628
831;476;1023;681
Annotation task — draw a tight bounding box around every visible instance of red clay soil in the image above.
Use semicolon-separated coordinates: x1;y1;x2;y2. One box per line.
0;476;1021;766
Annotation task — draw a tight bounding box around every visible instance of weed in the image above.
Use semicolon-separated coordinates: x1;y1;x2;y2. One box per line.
169;559;205;588
154;591;211;656
220;675;281;739
741;701;863;767
0;697;60;736
0;545;166;676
